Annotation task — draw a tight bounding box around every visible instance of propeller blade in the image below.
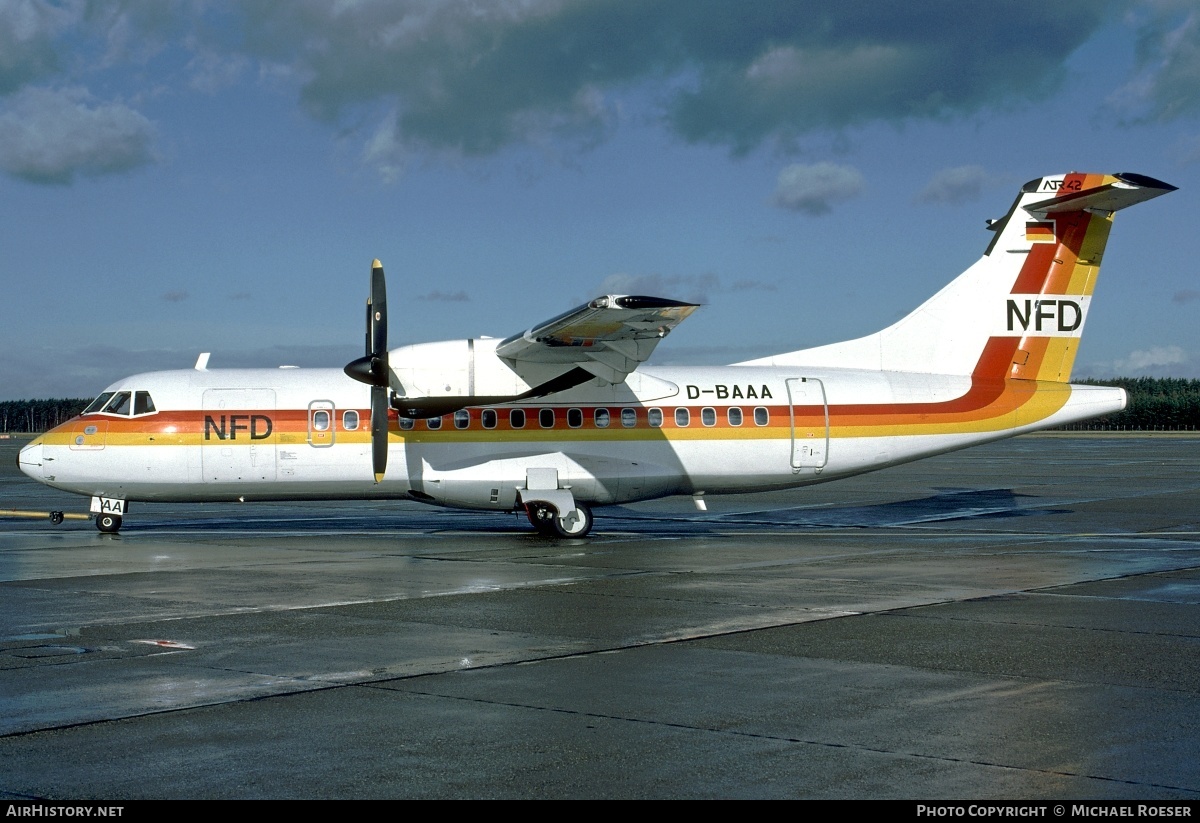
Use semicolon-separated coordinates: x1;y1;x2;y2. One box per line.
345;260;392;482
369;260;389;482
370;259;387;360
364;292;372;357
346;260;390;387
371;384;388;482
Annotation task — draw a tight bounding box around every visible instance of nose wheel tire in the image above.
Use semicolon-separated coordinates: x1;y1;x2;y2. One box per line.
526;501;592;538
96;513;122;533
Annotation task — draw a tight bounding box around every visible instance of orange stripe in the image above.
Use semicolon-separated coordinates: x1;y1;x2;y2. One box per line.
44;335;1080;448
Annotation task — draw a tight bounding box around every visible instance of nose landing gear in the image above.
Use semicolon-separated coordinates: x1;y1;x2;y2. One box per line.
96;513;122;533
90;496;127;533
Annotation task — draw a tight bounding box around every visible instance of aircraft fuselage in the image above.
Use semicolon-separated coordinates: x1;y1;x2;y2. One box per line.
18;360;1122;512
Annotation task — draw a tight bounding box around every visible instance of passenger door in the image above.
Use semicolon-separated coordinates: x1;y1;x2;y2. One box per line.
786;377;828;469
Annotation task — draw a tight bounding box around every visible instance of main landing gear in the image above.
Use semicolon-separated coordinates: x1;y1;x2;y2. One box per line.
525;501;593;538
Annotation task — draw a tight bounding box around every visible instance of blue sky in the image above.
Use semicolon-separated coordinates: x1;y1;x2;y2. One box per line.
2;0;1199;400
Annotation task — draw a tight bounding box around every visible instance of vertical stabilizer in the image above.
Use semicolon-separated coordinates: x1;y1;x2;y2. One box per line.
742;172;1175;382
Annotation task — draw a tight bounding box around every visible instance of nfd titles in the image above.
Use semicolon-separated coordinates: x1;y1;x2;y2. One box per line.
203;414;273;440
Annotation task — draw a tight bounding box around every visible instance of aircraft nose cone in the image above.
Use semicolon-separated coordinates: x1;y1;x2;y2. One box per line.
17;440;42;480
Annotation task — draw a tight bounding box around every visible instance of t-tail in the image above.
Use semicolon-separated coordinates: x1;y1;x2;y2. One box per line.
745;172;1174;382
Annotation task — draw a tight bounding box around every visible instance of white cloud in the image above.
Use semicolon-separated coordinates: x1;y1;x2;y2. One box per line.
213;3;1117;157
916;165;1002;205
770;162;864;215
0;4;1135;168
186;49;250;95
1114;345;1188;373
730;279;778;292
361;111;409;183
417;290;469;302
0;86;156;184
0;0;76;94
1109;7;1200;122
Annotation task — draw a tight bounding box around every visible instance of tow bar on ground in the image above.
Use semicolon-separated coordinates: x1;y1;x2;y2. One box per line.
0;509;92;525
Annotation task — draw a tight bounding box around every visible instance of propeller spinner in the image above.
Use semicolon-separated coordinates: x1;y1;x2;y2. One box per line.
343;260;390;482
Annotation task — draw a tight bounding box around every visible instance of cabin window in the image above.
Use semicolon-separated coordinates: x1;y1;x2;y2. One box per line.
343;410;360;431
648;408;663;427
102;392;132;416
482;409;497;429
312;409;331;431
133;391;156;416
675;407;690;427
399;417;414;430
426;416;442;430
83;393;115;415
754;407;769;426
510;409;526;429
454;409;470;429
701;407;716;427
594;408;610;428
539;408;555;428
728;407;743;426
621;408;637;428
567;408;583;428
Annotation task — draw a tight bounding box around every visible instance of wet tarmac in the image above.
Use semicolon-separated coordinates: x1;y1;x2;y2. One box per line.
1;435;1198;799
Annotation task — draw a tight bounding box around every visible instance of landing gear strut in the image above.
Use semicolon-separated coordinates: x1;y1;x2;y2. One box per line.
525;501;593;538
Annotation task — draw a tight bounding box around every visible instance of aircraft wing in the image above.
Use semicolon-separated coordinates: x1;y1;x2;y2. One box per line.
495;295;700;383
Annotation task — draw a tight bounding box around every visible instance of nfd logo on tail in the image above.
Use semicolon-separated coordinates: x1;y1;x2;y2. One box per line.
15;171;1177;536
1005;296;1088;336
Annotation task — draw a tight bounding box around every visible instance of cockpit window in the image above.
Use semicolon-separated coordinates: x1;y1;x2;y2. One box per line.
102;392;132;416
134;391;156;416
82;393;115;415
85;390;156;416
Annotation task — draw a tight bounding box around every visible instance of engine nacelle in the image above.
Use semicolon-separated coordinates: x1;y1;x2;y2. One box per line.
388;338;565;400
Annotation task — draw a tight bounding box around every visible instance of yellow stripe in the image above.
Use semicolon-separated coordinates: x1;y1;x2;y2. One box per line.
1066;213;1111;295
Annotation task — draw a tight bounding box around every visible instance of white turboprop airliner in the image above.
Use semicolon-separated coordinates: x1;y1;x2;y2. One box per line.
18;172;1175;536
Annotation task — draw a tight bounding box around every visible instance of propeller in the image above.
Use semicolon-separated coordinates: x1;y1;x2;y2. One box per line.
343;260;390;482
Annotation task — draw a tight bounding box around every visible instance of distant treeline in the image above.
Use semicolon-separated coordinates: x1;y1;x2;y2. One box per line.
1;379;1199;433
1057;378;1200;431
1;398;89;433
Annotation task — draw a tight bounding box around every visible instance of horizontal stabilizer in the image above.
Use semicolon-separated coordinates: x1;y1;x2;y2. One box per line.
1023;172;1176;214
